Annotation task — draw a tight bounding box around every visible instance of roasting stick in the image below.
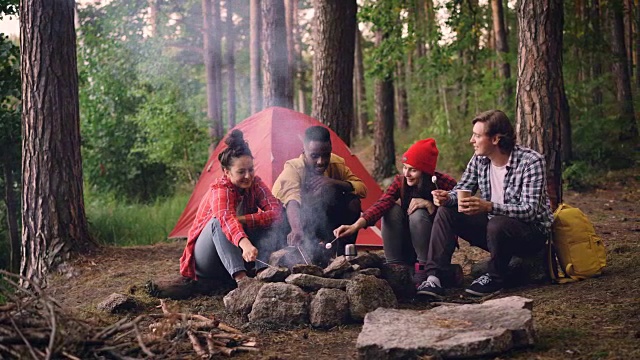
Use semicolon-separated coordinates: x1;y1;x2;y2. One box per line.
255;259;278;269
297;246;309;265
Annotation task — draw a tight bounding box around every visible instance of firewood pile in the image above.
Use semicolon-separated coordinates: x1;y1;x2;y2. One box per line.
0;271;258;359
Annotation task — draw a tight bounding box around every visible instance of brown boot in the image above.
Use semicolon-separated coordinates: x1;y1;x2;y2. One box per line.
146;275;196;300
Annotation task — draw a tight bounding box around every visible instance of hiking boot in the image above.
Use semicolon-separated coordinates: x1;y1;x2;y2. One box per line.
465;273;503;297
416;279;445;298
146;275;196;300
413;262;428;286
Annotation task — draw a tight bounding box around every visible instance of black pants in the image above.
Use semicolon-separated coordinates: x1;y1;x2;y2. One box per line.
300;188;362;257
426;206;547;282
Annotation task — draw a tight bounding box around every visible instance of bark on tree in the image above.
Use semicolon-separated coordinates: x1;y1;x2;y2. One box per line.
293;0;307;113
395;61;409;130
590;0;603;107
515;0;570;208
624;0;633;79
372;31;397;181
2;162;20;273
491;0;512;105
202;0;223;141
148;0;158;37
262;0;292;108
610;0;639;143
212;0;223;136
20;0;94;285
311;0;357;146
636;0;640;89
250;0;262;113
285;0;296;110
354;27;369;138
226;0;236;128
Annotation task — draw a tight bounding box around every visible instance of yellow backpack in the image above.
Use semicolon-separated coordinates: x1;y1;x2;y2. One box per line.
548;203;607;283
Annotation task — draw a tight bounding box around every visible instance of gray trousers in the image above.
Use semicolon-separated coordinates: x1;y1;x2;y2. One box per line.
381;204;433;266
194;218;280;280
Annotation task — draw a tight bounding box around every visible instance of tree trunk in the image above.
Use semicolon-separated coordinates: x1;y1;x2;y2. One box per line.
610;0;639;143
250;0;262;113
372;31;396;181
395;61;409;130
624;0;633;79
285;0;296;110
354;27;369;138
636;0;640;89
2;162;20;274
20;0;94;285
491;0;512;106
262;0;292;108
212;0;223;136
293;0;307;113
148;0;157;37
515;0;570;208
311;0;357;146
590;0;603;107
226;0;236;128
202;0;223;141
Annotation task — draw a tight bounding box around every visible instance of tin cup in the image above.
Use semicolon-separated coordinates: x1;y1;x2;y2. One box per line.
345;244;357;261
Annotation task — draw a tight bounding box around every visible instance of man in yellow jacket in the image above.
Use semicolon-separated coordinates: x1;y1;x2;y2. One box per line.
272;126;367;259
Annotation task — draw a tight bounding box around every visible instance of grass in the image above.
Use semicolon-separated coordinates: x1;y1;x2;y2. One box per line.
85;192;190;246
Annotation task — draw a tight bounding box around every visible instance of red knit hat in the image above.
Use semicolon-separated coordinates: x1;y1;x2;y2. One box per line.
401;138;439;175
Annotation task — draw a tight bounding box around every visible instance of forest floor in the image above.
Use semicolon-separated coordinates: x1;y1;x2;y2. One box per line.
46;165;640;360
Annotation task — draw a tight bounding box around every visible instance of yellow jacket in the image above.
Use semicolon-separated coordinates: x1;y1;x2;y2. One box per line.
272;153;367;206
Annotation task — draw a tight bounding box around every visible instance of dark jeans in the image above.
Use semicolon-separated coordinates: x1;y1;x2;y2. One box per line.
426;206;547;283
382;204;433;266
300;188;362;257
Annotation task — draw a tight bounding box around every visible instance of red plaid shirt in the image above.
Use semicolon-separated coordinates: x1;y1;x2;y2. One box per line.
180;175;283;279
361;172;456;226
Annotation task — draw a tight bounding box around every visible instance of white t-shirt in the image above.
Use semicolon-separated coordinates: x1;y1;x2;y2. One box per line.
490;163;507;204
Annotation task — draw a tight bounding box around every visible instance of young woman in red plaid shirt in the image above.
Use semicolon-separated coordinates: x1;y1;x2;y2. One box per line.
180;130;284;285
333;138;456;289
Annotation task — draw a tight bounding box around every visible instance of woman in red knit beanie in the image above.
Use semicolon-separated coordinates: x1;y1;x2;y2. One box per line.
333;138;456;293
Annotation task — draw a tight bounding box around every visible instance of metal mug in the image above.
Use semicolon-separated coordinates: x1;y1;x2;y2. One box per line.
345;244;357;260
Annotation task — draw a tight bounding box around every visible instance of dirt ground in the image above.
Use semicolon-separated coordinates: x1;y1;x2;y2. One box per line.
47;168;640;360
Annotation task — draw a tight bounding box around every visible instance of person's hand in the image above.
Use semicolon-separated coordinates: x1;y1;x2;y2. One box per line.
305;174;332;194
287;228;304;246
407;198;436;215
459;196;492;216
334;224;358;239
431;190;450;207
238;238;258;262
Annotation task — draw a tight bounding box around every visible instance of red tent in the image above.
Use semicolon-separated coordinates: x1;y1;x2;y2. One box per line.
168;107;383;247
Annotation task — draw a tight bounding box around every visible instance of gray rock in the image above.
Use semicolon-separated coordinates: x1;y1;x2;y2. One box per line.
223;278;265;319
342;267;382;279
269;247;308;269
324;256;353;278
248;283;310;326
346;275;397;322
97;293;137;314
291;264;325;277
357;296;535;359
349;251;384;269
309;288;350;328
358;268;382;277
285;273;350;291
380;263;416;300
257;266;291;282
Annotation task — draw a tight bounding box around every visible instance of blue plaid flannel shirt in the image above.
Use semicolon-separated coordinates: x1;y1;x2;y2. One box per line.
445;145;553;234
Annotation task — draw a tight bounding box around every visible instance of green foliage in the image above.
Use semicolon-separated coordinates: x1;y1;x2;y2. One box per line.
85;190;190;246
0;2;20;272
563;161;603;191
77;2;209;203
